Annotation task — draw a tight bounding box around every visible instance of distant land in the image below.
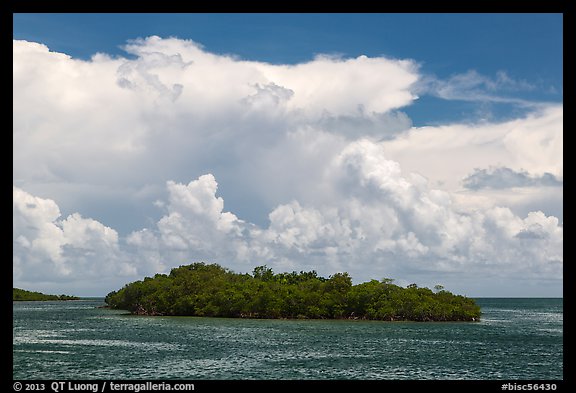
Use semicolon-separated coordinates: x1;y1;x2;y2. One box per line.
13;288;80;301
106;262;481;322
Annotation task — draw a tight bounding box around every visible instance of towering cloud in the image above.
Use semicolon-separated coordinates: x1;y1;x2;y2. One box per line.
13;37;562;296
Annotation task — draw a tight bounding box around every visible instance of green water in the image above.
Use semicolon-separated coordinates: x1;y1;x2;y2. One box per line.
13;298;562;380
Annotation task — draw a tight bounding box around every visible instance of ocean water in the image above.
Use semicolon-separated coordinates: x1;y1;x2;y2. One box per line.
12;298;562;380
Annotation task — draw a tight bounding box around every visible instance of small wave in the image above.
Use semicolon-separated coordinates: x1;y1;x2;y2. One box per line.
13;337;181;352
14;349;71;354
537;328;563;334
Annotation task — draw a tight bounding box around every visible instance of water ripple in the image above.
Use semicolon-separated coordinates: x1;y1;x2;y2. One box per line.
13;298;563;380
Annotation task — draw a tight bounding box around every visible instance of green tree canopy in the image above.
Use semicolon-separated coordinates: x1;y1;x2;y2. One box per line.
13;288;79;301
105;262;481;322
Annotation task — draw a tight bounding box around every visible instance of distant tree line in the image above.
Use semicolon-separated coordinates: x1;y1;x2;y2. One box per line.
105;263;481;322
13;288;79;301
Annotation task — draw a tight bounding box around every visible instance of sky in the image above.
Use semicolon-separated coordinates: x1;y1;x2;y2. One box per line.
13;13;563;297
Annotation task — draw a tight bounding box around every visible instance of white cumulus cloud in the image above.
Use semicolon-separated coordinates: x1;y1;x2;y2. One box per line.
13;187;135;294
13;36;562;296
121;139;562;289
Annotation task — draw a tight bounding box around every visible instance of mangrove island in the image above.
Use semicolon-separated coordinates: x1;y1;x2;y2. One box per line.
13;288;80;301
105;263;480;321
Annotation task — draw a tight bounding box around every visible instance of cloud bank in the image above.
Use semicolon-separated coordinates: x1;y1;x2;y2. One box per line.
463;167;562;190
13;37;562;296
13;142;563;295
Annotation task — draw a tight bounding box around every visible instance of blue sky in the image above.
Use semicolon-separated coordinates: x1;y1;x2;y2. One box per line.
13;14;563;296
